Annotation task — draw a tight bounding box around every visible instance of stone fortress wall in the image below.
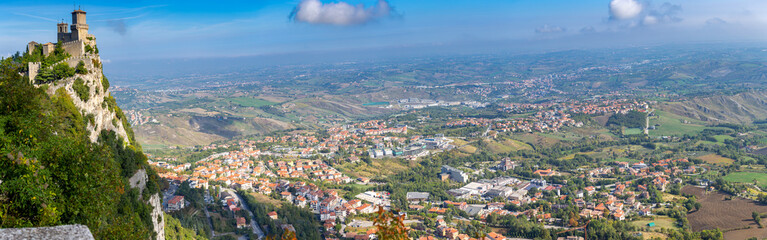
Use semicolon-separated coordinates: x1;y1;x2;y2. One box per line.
61;39;85;57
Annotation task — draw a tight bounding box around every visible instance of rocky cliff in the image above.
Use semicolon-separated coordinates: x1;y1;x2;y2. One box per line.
0;42;164;239
41;51;165;240
42;55;131;144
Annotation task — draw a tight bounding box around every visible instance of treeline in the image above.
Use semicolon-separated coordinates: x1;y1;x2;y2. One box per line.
170;182;212;237
165;213;208;240
606;110;647;129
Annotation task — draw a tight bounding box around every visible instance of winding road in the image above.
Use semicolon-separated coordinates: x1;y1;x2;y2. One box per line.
224;188;265;240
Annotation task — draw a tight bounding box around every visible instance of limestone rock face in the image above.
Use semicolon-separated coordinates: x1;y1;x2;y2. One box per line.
0;224;95;240
129;169;165;240
149;193;166;240
42;54;131;144
34;53;166;239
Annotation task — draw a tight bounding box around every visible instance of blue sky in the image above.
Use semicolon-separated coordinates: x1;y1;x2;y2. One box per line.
1;0;766;61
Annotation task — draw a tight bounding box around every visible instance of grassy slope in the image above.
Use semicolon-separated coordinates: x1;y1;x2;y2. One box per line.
724;172;767;188
649;110;707;136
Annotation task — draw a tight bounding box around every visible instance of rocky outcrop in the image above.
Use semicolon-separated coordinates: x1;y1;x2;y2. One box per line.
41;54;131;144
0;224;94;240
149;194;165;240
129;169;165;240
32;52;167;239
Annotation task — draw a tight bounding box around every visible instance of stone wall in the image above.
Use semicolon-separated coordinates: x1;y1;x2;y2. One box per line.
42;43;55;56
0;224;95;240
27;42;38;54
61;40;84;57
27;62;40;83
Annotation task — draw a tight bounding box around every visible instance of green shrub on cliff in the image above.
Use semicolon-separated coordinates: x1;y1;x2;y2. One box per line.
73;78;90;102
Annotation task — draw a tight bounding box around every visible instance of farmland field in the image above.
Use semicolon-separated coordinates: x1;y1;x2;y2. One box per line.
229;97;278;107
623;128;643;135
630;216;678;230
697;154;735;165
363;101;389;106
723;171;767;188
682;186;767;239
649;110;706;137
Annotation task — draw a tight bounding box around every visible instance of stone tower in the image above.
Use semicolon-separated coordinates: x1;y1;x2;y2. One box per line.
70;9;89;42
57;22;70;43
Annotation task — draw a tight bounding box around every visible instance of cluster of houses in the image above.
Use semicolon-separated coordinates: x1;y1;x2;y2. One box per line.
155;152;355;197
396;98;489;110
272;181;391;221
444;112;582;134
268;159;352;183
498;99;648;116
124;110;157;126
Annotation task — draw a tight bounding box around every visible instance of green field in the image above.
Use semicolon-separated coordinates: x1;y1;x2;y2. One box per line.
363;101;390;106
649;110;706;137
724;172;767;188
230;97;278;107
631;216;679;230
713;135;734;142
482;139;533;153
624;128;644;135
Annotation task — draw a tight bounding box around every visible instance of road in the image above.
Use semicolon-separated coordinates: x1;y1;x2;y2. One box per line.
482;125;492;137
162;184;179;210
225;189;265;240
202;203;217;238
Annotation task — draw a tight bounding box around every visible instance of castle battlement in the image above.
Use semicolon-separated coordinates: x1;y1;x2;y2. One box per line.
60;39;86;56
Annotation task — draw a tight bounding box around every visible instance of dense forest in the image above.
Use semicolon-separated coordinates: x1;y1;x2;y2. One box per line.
606;110;647;129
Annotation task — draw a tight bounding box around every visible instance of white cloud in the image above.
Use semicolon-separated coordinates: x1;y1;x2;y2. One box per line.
644;3;682;25
642;15;658;25
290;0;394;25
609;0;643;20
607;1;682;26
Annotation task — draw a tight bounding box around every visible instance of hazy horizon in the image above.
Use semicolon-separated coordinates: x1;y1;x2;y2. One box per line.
2;0;767;62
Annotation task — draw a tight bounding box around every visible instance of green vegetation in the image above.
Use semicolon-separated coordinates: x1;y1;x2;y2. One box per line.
36;63;76;83
73;78;90;102
229;97;278;108
165;213;208;240
242;191;322;240
363;102;389;106
631;216;678;230
607;110;647;129
169;182;211;238
649;111;706;137
101;74;109;92
623;128;643;135
75;60;87;75
723;172;767;188
0;45;160;239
